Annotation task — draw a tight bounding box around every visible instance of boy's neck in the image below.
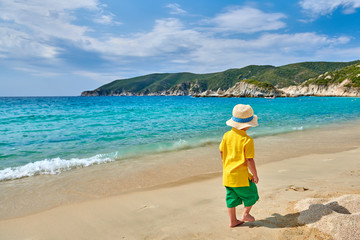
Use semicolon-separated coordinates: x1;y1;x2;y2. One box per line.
231;128;249;134
241;127;250;131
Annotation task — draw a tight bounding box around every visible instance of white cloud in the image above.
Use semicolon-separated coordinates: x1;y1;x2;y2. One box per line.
85;18;202;58
211;6;286;33
299;0;360;16
166;3;186;15
181;32;351;72
0;0;116;59
0;27;59;58
73;70;121;83
92;7;122;25
94;14;120;25
0;1;357;79
248;33;350;49
13;67;61;77
80;6;287;59
71;16;350;74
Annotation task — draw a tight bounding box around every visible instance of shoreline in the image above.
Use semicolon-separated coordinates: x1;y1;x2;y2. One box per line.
2;115;360;182
1;120;360;221
79;94;360;97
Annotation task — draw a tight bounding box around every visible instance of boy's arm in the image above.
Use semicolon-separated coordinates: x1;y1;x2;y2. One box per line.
220;151;223;160
246;158;259;184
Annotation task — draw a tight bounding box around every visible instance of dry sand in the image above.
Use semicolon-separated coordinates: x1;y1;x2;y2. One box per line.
0;122;360;239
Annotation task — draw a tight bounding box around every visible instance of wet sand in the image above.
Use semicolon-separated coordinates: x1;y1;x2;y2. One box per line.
0;121;360;239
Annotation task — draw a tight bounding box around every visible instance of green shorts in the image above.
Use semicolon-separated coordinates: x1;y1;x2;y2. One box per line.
225;179;259;208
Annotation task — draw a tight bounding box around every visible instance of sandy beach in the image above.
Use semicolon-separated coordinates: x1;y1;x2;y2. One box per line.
1;121;360;240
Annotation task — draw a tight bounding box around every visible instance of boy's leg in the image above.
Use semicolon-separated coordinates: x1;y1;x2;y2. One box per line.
241;205;255;222
227;207;244;227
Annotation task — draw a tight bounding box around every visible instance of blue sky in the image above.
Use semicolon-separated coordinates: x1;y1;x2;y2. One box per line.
1;0;360;96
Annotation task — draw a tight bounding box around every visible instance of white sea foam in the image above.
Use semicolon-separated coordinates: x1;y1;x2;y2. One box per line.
154;138;218;153
0;154;114;181
173;139;190;149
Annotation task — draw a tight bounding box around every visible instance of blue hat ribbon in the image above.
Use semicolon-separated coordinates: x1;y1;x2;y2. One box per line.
232;115;254;123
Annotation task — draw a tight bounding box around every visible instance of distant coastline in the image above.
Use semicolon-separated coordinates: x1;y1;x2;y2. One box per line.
81;81;360;98
81;60;360;97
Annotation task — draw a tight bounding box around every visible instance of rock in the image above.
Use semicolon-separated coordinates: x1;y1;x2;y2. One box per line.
280;80;360;97
286;185;309;192
295;194;360;240
81;91;100;96
193;81;282;98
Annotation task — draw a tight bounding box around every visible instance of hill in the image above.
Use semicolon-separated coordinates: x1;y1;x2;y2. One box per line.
304;63;360;87
81;60;360;96
280;63;360;97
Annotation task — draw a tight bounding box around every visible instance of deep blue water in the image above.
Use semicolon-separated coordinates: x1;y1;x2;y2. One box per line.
0;96;359;180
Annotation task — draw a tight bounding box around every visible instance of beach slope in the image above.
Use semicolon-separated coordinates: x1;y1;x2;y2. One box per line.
1;145;359;239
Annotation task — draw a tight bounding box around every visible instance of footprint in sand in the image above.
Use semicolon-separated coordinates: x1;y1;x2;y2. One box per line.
137;203;157;212
286;185;309;192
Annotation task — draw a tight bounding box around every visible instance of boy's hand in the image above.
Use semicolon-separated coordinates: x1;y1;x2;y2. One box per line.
252;176;259;184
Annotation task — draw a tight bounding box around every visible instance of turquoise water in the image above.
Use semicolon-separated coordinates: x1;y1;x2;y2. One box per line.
0;96;359;180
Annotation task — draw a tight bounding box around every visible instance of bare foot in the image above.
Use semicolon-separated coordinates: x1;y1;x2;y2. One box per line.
229;219;244;228
241;213;255;222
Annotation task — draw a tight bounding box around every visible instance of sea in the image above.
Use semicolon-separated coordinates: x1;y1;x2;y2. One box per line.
1;96;359;181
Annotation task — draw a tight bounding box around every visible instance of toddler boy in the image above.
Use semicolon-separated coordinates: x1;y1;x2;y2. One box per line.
219;104;259;227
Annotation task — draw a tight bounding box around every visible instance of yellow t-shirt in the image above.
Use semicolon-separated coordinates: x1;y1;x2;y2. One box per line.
219;128;255;187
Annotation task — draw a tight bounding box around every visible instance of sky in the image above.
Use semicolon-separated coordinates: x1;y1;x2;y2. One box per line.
1;0;360;96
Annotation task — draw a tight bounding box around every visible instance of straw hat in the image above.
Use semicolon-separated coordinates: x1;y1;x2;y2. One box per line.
226;104;258;130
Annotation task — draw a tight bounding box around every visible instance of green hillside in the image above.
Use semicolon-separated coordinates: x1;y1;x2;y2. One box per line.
252;61;360;87
305;63;360;87
93;72;216;95
83;60;360;95
196;65;275;91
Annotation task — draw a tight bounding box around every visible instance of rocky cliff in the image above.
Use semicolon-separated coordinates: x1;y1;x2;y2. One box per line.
192;64;360;97
193;79;360;97
81;82;202;96
280;64;360;97
281;80;360;97
193;81;282;97
81;62;360;98
81;80;360;97
81;81;283;97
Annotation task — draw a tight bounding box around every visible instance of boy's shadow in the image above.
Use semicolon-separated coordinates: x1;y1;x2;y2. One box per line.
245;201;351;228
